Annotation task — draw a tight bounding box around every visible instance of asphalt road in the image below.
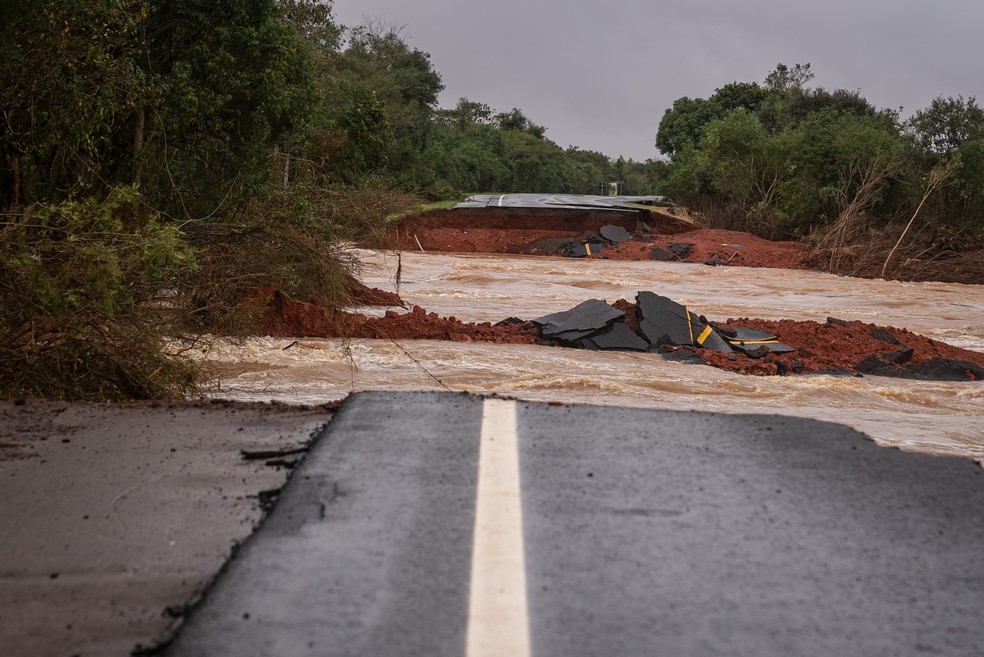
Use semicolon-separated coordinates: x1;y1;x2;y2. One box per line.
166;391;984;657
453;193;660;211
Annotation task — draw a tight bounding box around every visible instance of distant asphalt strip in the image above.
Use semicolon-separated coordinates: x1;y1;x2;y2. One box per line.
165;391;984;657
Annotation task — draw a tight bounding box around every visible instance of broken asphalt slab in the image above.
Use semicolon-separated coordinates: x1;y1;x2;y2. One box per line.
636;291;703;348
164;391;984;657
534;299;623;343
856;356;984;381
599;224;633;244
581;321;650;352
527;292;983;380
649;246;678;261
563;241;606;258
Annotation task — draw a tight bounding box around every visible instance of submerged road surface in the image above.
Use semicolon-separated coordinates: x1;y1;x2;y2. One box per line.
166;392;984;657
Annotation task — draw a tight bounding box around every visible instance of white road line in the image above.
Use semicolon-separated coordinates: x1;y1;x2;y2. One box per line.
466;398;531;657
497;194;505;207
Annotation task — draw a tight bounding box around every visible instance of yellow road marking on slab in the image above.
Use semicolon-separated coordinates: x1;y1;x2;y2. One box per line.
466;398;531;657
697;324;714;345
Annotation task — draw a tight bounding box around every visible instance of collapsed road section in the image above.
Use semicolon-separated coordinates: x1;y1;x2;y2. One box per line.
388;193;808;268
529;291;984;380
535;292;794;357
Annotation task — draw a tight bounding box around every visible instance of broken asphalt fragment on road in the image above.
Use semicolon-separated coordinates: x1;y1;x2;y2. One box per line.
581;322;650;352
649;247;677;262
564;241;606;258
600;225;633;244
694;324;735;352
668;242;694;259
732;342;797;357
719;327;795;355
532;291;818;367
636;292;704;348
712;325;776;342
525;292;980;380
855;356;984;381
534;299;624;344
709;323;795;354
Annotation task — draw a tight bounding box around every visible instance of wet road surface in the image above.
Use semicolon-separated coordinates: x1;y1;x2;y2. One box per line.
166;392;984;657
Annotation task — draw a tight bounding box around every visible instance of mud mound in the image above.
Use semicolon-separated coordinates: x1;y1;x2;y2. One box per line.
261;292;538;344
701;317;984;379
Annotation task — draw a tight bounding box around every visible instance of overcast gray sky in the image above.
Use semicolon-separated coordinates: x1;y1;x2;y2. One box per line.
332;0;984;161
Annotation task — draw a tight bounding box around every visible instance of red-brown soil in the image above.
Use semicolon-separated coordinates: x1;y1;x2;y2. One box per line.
391;209;808;270
587;228;807;269
346;277;405;307
673;315;984;378
261;290;539;344
260;290;984;379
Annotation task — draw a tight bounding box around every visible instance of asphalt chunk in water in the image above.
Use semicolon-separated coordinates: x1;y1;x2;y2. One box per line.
636;292;697;346
580;322;650;352
534;299;624;343
856;356;984;381
695;326;734;353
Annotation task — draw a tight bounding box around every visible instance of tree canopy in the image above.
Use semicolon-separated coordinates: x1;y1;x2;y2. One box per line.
655;63;984;241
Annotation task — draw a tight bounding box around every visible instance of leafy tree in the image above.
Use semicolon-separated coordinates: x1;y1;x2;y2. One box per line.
560;148;609;195
500;130;565;192
698;110;791;218
1;0;153;207
279;0;342;47
440;98;496;130
341;23;444;178
905;97;984;226
423;117;508;196
711;82;769;113
144;0;315;214
496;108;547;139
906;96;984;157
784;110;903;229
764;63;814;93
656;97;722;156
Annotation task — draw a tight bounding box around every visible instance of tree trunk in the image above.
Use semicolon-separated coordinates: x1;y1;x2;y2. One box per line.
132;106;145;185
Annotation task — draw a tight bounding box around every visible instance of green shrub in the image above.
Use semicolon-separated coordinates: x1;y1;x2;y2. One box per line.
0;188;198;400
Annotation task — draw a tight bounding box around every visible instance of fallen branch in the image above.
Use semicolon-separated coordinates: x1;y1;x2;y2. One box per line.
881;158;961;279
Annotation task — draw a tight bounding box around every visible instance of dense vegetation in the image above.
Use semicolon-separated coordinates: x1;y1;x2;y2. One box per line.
0;0;652;400
2;3;981;400
655;63;984;279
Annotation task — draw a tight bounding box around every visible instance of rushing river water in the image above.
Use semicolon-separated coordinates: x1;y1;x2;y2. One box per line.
202;250;984;462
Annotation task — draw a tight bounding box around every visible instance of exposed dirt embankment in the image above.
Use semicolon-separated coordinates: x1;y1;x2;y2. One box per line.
261;290;539;344
389;207;808;270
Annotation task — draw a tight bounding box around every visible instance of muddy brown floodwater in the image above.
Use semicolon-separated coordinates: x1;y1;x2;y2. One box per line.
199;250;984;462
